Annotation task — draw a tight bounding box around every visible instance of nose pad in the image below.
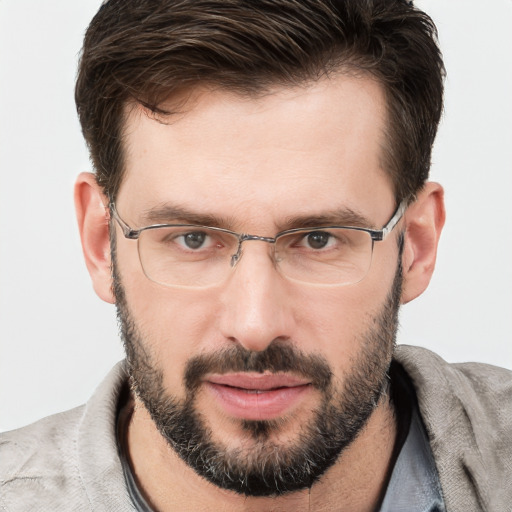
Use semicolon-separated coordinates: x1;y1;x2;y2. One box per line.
230;240;244;267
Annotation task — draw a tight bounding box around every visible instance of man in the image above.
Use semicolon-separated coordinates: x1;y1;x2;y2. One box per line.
1;0;510;510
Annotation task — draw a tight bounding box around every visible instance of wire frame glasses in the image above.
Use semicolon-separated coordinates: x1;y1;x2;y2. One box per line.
110;201;407;288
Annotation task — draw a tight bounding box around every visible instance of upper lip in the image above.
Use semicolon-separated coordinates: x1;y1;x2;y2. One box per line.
206;372;311;391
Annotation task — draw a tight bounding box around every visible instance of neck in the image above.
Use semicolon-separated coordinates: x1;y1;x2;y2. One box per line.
125;394;398;512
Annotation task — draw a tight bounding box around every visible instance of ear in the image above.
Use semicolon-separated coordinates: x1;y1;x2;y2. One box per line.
74;172;115;304
401;182;445;304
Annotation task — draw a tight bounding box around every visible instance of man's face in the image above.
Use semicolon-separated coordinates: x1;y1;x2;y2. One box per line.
112;75;402;496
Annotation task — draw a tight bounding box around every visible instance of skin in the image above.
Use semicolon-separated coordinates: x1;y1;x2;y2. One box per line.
75;74;445;511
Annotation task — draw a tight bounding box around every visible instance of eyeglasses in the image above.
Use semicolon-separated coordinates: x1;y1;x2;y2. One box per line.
110;201;407;288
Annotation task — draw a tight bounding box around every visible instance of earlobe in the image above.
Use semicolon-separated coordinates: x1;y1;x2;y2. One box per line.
401;182;445;304
74;172;115;304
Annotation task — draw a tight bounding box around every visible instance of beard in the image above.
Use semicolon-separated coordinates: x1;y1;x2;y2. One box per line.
113;250;402;497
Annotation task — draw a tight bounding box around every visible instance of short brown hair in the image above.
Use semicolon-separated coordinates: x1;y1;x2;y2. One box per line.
76;0;445;202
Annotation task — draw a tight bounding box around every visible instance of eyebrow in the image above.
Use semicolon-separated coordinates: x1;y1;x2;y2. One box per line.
140;203;375;232
141;204;235;229
279;209;374;231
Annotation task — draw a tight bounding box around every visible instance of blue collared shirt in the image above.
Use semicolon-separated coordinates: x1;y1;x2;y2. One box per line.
380;404;445;511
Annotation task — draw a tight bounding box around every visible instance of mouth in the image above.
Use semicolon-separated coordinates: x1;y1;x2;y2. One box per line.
204;372;312;421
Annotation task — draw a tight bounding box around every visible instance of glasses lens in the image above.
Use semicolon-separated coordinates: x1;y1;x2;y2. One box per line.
137;225;373;288
138;226;239;287
275;228;373;285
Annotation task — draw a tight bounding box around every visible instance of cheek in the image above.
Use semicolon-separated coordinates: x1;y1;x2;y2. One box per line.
121;272;222;389
292;270;395;372
117;236;216;341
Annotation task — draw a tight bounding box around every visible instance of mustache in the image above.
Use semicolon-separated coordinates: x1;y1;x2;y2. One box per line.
184;340;332;393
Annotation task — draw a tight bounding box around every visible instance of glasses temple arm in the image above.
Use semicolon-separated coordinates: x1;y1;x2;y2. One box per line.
109;203;140;239
377;199;408;240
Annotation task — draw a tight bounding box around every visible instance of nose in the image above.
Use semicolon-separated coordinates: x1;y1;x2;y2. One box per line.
218;243;295;352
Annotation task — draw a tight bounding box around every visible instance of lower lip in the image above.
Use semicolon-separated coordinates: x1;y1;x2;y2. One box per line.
205;382;311;421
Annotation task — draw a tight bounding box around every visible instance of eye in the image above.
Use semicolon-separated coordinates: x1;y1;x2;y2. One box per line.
304;231;333;250
178;231;211;250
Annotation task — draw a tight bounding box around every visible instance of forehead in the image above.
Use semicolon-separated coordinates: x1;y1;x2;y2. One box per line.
118;74;394;227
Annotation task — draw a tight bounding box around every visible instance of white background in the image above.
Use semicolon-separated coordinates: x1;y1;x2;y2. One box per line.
1;1;511;433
